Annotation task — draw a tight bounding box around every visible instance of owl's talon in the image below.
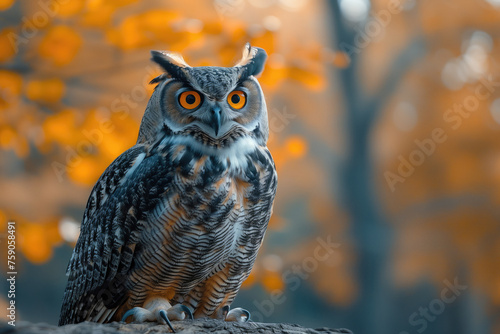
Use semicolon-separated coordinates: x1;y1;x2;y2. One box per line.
164;304;194;321
121;302;192;331
225;307;251;323
159;309;176;333
121;306;154;322
121;309;134;322
176;304;194;320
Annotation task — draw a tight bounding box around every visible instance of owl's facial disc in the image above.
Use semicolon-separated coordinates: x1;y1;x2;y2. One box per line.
196;86;254;139
159;76;264;143
193;98;235;139
139;44;268;145
168;80;253;139
168;84;229;138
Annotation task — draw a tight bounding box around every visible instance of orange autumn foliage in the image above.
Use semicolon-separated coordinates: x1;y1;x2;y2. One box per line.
0;28;17;62
285;136;308;158
261;270;285;293
39;26;82;66
0;70;22;109
26;78;65;104
0;0;14;11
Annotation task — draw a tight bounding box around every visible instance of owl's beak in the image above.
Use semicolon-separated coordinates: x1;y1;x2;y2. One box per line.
211;106;222;136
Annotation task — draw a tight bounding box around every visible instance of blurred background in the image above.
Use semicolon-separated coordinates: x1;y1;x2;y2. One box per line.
1;0;500;333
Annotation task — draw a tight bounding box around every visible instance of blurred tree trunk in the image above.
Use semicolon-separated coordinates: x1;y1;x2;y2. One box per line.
328;1;423;333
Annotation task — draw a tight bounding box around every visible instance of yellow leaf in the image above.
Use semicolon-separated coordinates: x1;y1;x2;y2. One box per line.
67;155;102;186
107;10;179;50
46;220;63;246
42;109;79;145
81;6;114;27
0;70;21;96
203;21;223;35
0;125;16;148
82;0;138;27
259;65;286;88
285;136;308;158
26;78;65;104
262;271;285;293
0;0;14;11
289;66;326;91
87;0;138;11
39;26;82;66
0;28;16;62
19;224;53;264
0;70;22;109
0;125;29;157
52;0;85;17
99;132;130;160
250;30;275;56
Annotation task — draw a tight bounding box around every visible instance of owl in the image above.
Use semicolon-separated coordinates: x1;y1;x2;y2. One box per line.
58;44;277;331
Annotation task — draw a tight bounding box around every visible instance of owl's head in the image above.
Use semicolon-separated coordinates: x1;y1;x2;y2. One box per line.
138;44;268;148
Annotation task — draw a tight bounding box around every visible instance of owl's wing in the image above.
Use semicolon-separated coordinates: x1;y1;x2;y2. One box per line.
59;144;172;325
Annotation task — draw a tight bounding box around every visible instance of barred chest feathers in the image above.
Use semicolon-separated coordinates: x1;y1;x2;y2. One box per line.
149;133;276;237
128;133;277;298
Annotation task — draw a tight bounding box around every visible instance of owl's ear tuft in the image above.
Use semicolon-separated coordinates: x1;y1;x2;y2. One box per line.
235;43;267;79
149;73;169;86
150;50;190;81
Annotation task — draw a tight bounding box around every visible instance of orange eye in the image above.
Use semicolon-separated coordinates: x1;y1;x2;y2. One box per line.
179;91;202;110
227;90;246;110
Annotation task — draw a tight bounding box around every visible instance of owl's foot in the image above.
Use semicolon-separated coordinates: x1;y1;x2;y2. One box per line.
121;298;193;333
222;306;251;323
